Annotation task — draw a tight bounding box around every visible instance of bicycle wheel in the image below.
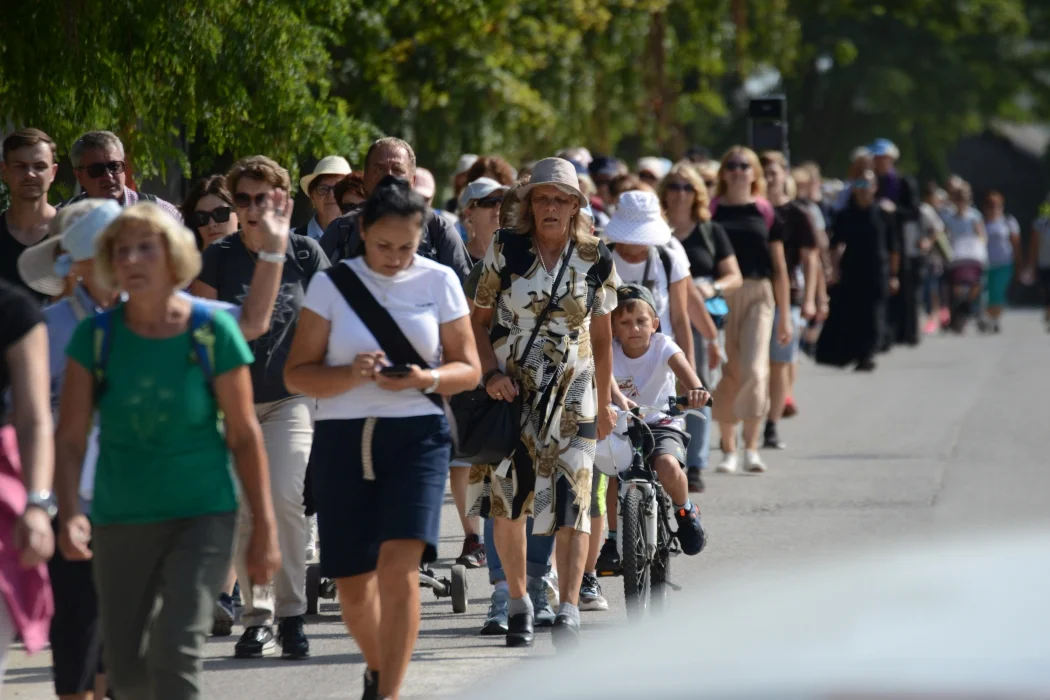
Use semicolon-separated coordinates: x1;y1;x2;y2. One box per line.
650;520;671;614
621;487;650;621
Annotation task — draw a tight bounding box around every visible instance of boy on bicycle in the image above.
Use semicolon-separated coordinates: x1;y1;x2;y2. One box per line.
605;284;709;557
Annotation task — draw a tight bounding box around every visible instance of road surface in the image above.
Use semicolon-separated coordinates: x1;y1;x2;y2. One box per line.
6;312;1050;699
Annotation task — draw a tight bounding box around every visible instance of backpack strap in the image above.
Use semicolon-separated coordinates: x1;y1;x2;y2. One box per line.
698;221;716;258
91;308;118;403
188;301;217;388
656;245;673;286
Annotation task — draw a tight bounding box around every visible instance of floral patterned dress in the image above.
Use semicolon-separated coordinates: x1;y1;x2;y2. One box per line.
466;228;619;534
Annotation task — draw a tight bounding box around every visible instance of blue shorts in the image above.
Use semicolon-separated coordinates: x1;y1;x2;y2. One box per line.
310;415;452;579
770;305;803;364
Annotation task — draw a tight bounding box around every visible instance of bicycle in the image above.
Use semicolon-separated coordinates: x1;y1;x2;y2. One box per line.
600;395;709;620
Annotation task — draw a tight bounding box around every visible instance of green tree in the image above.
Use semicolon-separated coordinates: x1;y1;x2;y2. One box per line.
0;0;374;185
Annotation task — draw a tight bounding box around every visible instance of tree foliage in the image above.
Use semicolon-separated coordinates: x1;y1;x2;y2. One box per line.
1;0;1047;188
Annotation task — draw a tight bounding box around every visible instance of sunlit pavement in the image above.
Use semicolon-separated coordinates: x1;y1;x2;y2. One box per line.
6;311;1050;699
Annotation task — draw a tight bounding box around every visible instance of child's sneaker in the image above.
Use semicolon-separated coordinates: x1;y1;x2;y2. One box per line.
674;502;706;555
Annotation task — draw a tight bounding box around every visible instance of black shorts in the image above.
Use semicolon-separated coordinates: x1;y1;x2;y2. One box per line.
47;517;104;695
310;414;452;579
650;424;689;468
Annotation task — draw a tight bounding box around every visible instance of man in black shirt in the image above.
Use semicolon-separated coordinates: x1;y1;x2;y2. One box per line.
319;137;472;280
0;129;58;301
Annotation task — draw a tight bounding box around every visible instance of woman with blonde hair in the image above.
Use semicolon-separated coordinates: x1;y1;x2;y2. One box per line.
54;202;280;699
658;162;742;490
709;146;792;474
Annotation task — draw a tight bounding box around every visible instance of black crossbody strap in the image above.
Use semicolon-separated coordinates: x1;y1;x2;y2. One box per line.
326;263;443;409
518;239;576;367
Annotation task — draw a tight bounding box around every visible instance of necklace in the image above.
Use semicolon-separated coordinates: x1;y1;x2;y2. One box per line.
537;242;567;275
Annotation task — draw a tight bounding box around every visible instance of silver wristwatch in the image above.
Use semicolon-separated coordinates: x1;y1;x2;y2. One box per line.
25;490;57;519
257;250;285;264
423;370;441;394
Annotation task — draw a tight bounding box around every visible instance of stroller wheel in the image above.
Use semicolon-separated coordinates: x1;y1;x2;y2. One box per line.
450;564;469;613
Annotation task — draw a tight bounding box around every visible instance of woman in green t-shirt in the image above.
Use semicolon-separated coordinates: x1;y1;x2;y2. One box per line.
54;202;281;700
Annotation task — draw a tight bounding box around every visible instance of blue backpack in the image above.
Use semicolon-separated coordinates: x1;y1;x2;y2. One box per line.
92;300;218;403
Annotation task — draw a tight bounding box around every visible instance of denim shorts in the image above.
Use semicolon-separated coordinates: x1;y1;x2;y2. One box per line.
770;305;804;364
310;415;452;579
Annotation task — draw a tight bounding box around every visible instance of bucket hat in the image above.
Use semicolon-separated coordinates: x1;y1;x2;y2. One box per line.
603;190;671;246
299;155;352;194
517;157;588;208
454;154;479;177
17;199;123;295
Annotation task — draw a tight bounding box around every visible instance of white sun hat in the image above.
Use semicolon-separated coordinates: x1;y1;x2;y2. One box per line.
17;199;123;295
602;190;672;246
594;410;632;477
299;155;352;194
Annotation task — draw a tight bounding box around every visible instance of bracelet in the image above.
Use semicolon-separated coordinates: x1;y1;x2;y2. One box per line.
257;250;285;264
481;368;502;388
423;369;441;394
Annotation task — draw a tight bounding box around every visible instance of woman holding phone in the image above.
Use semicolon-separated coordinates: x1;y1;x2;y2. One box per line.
284;176;480;700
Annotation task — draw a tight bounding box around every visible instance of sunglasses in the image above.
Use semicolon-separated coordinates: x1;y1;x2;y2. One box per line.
665;183;695;193
77;160;125;179
339;201;364;215
193;206;232;228
473;196;504;209
724;161;752;172
233;192;272;209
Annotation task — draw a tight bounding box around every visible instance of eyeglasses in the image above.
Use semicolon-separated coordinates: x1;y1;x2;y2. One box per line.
77;160;125;179
665;183;695;193
193;206;232;228
339;201;364;215
473;196;504;209
724;161;752;172
234;192;269;209
313;184;336;197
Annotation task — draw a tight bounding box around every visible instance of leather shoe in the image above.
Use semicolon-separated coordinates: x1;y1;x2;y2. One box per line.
506;611;534;647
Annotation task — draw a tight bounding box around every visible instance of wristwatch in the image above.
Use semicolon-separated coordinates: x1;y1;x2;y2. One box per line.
257;250;285;264
423;370;441;394
25;490;57;519
712;281;724;296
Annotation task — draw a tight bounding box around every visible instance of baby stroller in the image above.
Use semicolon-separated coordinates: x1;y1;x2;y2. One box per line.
946;259;984;333
305;562;469;615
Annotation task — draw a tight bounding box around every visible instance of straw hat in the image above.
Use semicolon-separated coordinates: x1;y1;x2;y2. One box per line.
18;199;123;295
517;157;588;208
299;155;352;194
602;191;671;246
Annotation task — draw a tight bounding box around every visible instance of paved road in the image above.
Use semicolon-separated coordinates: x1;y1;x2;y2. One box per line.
6;312;1050;699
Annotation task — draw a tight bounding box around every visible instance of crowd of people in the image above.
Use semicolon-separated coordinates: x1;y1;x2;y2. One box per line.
0;124;1043;700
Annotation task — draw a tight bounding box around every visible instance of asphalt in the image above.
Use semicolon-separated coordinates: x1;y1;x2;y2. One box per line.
6;311;1050;699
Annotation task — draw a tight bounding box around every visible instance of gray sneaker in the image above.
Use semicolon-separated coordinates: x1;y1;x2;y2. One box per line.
480;586;509;636
527;576;556;627
579;573;609;611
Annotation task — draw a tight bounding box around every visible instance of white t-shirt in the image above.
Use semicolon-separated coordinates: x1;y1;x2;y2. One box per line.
611;243;690;340
303;256;469;420
942;208;987;266
613;333;685;430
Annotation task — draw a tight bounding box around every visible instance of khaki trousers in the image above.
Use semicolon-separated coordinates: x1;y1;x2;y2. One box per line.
712;278;774;424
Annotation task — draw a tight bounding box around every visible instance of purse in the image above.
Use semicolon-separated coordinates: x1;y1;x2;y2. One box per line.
449;239;576;465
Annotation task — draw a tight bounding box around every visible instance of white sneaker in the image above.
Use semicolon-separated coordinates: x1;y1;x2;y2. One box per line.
715;452;739;473
744;450;767;473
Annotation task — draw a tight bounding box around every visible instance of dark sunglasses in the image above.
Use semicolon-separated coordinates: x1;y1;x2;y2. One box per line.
724;161;752;172
193;206;232;228
665;183;695;193
233;192;269;209
339;201;364;215
473;196;504;209
77;160;125;179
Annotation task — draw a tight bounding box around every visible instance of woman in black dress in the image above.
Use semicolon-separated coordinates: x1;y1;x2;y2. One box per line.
817;169;899;371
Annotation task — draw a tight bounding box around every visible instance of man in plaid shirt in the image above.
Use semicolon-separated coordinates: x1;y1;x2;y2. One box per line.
63;130;182;222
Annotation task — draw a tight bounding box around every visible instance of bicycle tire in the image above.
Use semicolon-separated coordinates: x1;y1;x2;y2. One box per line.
651;517;671;614
622;487;650;621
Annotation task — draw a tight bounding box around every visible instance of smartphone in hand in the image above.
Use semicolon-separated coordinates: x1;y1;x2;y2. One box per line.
378;364;414;379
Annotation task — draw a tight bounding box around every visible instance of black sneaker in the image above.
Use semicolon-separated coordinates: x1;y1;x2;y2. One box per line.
595;538;621;576
763;422;786;450
234;625;276;658
362;668;379;700
674;502;707;555
456;533;486;569
687;467;705;493
212;593;236;637
277;615;310;660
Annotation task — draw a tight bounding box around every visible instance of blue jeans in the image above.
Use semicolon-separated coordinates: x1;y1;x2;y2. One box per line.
685;406;712;470
484;517;555;585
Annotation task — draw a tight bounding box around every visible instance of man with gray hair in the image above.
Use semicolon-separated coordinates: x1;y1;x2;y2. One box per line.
65;130;182;222
319;136;471;279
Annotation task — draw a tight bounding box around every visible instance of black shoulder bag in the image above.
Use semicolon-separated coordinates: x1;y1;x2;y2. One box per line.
449;239;576;465
326;263;444;411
